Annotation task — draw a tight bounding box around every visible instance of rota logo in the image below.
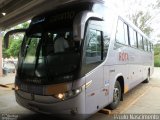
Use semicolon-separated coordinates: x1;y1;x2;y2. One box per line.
119;52;129;61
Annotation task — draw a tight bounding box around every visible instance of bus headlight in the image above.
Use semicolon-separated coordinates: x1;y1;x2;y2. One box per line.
54;87;82;100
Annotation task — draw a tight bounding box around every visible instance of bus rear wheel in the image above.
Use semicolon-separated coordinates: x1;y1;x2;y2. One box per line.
109;81;121;110
143;70;150;83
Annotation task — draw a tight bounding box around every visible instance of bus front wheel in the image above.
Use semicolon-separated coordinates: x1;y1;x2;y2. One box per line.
109;81;121;110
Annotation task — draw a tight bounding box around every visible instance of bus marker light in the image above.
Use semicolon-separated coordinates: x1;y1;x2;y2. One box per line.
85;80;92;88
124;85;129;93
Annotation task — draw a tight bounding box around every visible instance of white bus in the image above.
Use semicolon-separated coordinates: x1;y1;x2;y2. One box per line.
4;0;154;118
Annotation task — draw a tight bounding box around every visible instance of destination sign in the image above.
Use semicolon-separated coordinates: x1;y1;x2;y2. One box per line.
49;11;76;23
29;3;92;32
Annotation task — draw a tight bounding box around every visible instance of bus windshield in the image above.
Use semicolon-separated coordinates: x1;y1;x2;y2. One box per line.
16;3;93;85
19;30;81;85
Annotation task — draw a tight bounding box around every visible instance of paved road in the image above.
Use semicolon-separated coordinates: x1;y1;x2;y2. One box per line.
0;68;160;120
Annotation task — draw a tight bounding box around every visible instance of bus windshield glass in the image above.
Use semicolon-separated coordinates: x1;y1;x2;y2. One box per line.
19;28;81;85
16;3;94;85
17;3;93;85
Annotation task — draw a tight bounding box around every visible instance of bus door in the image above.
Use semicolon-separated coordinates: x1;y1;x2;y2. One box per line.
83;20;109;114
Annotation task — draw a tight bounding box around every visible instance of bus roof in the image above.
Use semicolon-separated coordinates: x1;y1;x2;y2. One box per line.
31;0;104;20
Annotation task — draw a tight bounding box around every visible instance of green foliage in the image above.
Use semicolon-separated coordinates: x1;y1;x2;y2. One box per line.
154;44;160;67
7;40;22;57
3;37;22;58
154;55;160;67
3;48;9;58
154;44;160;55
3;21;30;58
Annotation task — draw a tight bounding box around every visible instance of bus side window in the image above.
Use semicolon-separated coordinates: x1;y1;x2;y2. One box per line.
129;27;137;48
146;40;149;51
115;20;126;45
124;23;129;45
148;41;151;52
114;19;128;49
144;39;148;51
151;43;154;52
137;33;144;50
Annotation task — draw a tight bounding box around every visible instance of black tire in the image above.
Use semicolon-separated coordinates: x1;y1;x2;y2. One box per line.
108;81;121;110
143;70;150;83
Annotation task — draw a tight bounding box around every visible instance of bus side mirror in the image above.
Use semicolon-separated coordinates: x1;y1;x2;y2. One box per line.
4;29;26;48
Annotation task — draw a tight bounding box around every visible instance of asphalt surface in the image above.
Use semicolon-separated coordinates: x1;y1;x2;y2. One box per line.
0;68;160;120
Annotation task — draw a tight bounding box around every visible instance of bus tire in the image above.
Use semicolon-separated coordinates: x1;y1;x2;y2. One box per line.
109;81;121;110
143;70;150;83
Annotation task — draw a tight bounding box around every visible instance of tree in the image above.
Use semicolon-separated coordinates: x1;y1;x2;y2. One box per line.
108;0;160;37
127;10;153;36
154;42;160;67
123;0;156;37
3;21;30;58
7;39;22;57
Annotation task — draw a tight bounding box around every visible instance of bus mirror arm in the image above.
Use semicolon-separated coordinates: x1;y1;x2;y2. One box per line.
4;29;26;48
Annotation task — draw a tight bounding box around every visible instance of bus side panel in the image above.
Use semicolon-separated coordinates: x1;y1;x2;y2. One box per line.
128;48;153;88
85;66;109;114
127;48;142;88
105;46;130;102
105;65;129;103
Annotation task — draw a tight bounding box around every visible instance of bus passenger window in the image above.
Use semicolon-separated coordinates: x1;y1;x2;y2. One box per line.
148;41;151;52
124;23;129;45
151;43;154;52
129;27;137;48
137;33;144;50
116;20;126;45
85;29;102;64
144;39;148;51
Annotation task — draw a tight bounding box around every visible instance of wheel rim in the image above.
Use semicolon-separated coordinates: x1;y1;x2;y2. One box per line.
113;87;120;103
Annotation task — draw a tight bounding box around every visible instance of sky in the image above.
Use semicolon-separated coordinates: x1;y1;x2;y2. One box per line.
104;0;160;43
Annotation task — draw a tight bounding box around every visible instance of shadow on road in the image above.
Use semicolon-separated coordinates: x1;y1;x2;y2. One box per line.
18;114;60;120
14;114;87;120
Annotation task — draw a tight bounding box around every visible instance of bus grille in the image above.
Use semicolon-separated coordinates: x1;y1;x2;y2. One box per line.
16;81;45;95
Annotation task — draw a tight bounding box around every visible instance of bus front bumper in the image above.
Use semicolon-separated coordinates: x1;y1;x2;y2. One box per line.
15;90;86;115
